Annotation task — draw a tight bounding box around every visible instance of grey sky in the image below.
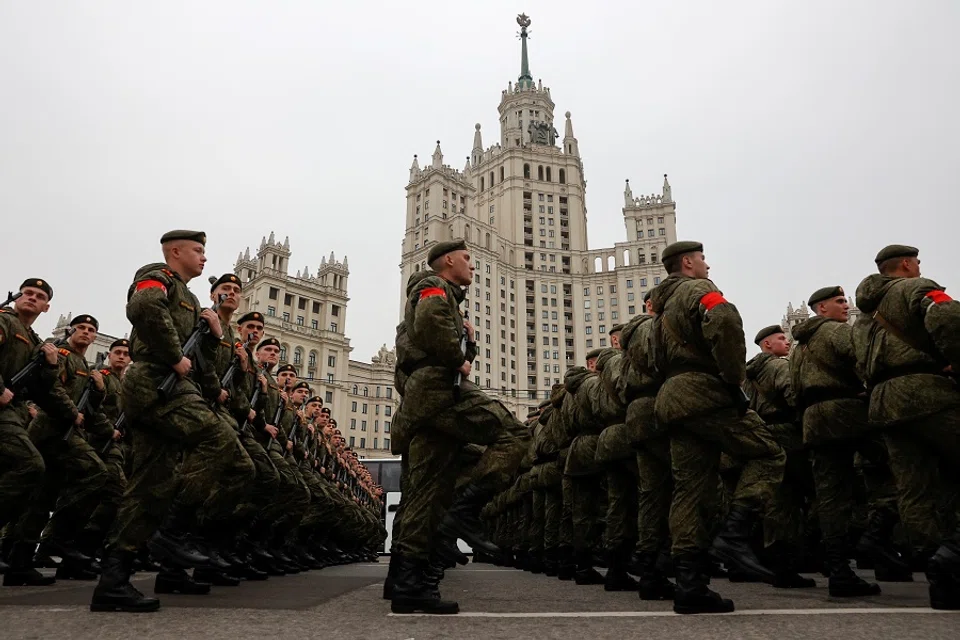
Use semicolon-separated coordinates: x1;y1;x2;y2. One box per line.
1;1;957;360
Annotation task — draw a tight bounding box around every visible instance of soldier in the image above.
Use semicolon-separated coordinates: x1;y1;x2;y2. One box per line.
390;239;530;615
585;348;602;372
651;241;786;614
790;284;906;597
854;245;960;609
91;230;256;613
1;280;83;587
745;325;815;588
609;324;624;350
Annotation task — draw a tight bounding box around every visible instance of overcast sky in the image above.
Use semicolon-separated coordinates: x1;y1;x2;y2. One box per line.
1;1;957;360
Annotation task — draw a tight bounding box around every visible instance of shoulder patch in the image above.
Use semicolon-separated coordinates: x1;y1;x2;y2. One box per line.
135;279;168;295
925;290;952;305
14;333;31;345
76;369;89;377
161;268;175;278
58;348;71;356
220;340;232;348
100;369;111;375
418;287;447;301
699;291;728;311
179;301;196;311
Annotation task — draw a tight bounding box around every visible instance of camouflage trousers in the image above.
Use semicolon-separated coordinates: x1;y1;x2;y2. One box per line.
107;399;256;554
12;425;108;548
234;431;281;522
605;457;638;551
809;433;897;540
391;390;529;561
561;474;606;552
883;407;960;547
81;440;128;546
0;416;45;532
635;436;672;555
262;445;310;533
530;487;546;553
668;408;785;557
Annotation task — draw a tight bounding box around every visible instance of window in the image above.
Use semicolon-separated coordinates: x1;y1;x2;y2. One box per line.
352;384;358;394
331;305;340;317
654;276;661;285
311;319;318;329
584;300;591;309
349;436;355;447
296;316;304;326
298;298;306;310
279;346;287;361
648;229;655;238
628;292;635;301
293;348;302;365
361;420;367;431
308;352;317;368
641;278;648;287
658;216;664;223
586;339;593;348
385;406;392;416
360;438;366;448
386;387;393;399
598;312;605;321
351;401;357;412
384;421;391;433
330;322;338;332
374;419;379;431
584;312;592;321
328;354;336;367
384;438;390;449
362;403;368;414
267;306;276;316
282;312;290;322
586;327;593;334
269;287;279;300
313;301;320;314
284;294;293;306
600;338;607;347
628;305;636;315
324;391;333;403
626;279;633;288
597;286;603;295
373;438;378;449
350;418;356;429
610;285;617;293
363;387;369;397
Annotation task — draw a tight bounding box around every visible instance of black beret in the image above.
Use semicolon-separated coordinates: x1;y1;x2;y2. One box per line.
292;381;311;392
585;348;603;360
70;314;99;330
661;241;703;262
427;239;467;264
642;290;652;303
238;311;265;326
276;364;296;375
109;338;130;350
160;230;206;246
875;244;919;265
20;278;53;300
754;325;785;345
808;286;845;308
609;324;625;335
307;395;323;405
210;273;242;292
256;337;280;350
320;407;331;415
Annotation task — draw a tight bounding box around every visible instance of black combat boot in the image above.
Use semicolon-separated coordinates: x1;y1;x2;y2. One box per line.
856;510;911;574
422;558;445;599
556;545;576;580
55;557;99;581
672;554;735;615
147;504;210;569
873;558;914;582
390;555;459;615
2;541;56;586
542;547;559;576
90;549;160;612
824;536;881;597
438;484;501;556
434;536;469;567
604;545;639;591
193;566;241;586
710;505;775;582
927;550;960;610
383;553;399;600
768;541;816;589
528;549;545;574
574;549;605;585
153;565;212;595
34;537;92;567
637;551;676;601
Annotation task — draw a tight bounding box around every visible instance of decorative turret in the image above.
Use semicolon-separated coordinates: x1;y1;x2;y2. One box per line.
432;141;443;169
472;124;483;166
662;174;672;203
234;246;258;282
498;14;555;148
564;111;580;157
318;250;349;293
624;179;634;207
256;230;291;275
409;154;420;183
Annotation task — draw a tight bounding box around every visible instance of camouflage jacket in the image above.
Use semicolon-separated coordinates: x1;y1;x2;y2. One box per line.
618;315;660;402
745;353;795;423
122;263;220;415
0;307;70;425
651;275;747;425
33;344;106;441
98;367;124;424
789;317;864;408
854;274;960;424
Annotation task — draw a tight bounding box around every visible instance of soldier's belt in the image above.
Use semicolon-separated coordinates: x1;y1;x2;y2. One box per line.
866;363;954;388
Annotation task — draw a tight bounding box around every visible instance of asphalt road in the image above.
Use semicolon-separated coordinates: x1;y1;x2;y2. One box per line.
0;562;956;640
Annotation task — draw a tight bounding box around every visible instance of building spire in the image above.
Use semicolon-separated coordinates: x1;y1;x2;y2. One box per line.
563;111;579;157
432;141;443;169
662;174;672;202
517;14;533;89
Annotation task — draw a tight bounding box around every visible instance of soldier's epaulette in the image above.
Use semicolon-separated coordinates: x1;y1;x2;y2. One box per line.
234;341;243;349
58;348;71;357
0;308;10;314
220;340;232;348
161;268;175;278
14;333;31;345
100;369;111;376
76;369;88;377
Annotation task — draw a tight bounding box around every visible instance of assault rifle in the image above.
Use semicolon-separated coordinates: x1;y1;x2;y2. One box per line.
265;377;291;452
239;362;268;435
8;327;74;392
284;395;308;459
64;352;106;441
453;307;469;401
157;294;227;399
1;290;23;308
101;412;126;455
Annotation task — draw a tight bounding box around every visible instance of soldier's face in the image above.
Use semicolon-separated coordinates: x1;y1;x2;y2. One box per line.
213;283;241;311
110;346;130;369
278;371;297;388
645;299;654;316
240;321;264;343
764;333;790;357
610;333;621;349
173;241;207;278
292;388;309;404
449;250;474;286
687;252;709;279
69;322;98;348
818;297;849;322
306;401;321;416
257;344;280;364
904;257;921;278
15;286;50;316
586;357;597;371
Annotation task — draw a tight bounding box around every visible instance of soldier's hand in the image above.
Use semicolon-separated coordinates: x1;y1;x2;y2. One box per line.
173;356;192;378
248;408;257;422
279;391;288;403
307;424;315;435
296;409;305;422
0;388;14;407
201;309;223;339
27;403;37;419
463;319;476;342
265;424;279;438
218;389;229;404
90;370;105;391
41;342;58;365
458;360;472;377
112;429;122;441
286;441;293;452
74;412;85;426
235;346;249;368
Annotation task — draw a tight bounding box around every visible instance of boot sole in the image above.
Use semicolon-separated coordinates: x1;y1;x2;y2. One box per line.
674;603;735;614
391;603;459;615
710;546;775;583
90;601;161;613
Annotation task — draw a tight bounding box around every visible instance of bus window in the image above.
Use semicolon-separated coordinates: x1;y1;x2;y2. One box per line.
380;460;402;493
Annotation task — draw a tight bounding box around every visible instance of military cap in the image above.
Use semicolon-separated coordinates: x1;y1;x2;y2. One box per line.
109;338;130;350
238;311;265;326
642;290;652;303
754;325;785;345
320;407;331;415
210;273;242;292
292;381;311;392
808;286;845;308
256;337;280;350
609;323;625;335
427;238;468;264
276;364;296;375
69;314;99;330
661;241;703;263
585;348;603;360
160;229;206;246
20;278;53;300
306;395;323;405
874;244;919;265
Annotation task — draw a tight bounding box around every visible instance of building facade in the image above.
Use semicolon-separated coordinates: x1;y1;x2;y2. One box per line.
398;14;678;417
50;313;123;367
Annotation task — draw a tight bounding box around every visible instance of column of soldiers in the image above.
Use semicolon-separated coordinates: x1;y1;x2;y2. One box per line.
0;229;387;613
389;239;960;614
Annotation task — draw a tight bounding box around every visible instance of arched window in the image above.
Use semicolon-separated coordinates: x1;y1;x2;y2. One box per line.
623;249;631;266
294;347;303;365
463;224;471;243
523;164;530;179
485;232;491;249
594;257;603;273
546;167;552;182
415;263;420;272
279;345;288;362
651;251;659;263
363;387;369;397
559;169;566;184
480;177;485;191
500;166;505;182
352;385;358;394
489;171;494;186
607;256;615;271
308;350;317;368
538;165;544;181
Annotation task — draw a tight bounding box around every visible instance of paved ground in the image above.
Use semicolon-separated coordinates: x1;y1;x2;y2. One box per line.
0;562;956;640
